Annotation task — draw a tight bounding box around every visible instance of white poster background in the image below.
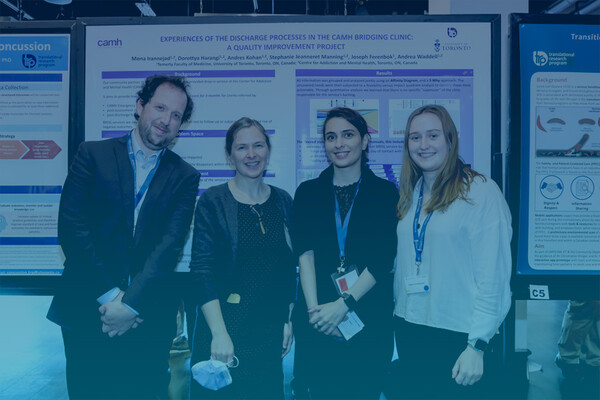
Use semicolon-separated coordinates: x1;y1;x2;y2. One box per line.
528;72;600;271
84;20;493;271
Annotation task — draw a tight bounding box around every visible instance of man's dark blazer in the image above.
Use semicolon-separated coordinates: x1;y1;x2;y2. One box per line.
47;135;200;333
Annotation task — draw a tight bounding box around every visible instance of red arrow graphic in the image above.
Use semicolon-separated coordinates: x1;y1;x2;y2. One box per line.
0;140;28;159
21;140;62;159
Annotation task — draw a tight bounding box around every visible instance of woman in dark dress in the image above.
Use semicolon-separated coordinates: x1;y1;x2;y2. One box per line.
291;108;398;399
189;117;295;399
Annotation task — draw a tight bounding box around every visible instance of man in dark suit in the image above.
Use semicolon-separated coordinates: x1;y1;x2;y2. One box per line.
47;75;200;399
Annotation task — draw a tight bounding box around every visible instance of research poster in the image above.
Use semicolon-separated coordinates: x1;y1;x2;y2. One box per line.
85;19;494;271
518;23;600;274
0;34;70;275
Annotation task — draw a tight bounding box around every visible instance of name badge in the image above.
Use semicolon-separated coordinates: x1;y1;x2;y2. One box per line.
404;275;430;294
330;265;363;341
337;311;364;340
331;265;359;296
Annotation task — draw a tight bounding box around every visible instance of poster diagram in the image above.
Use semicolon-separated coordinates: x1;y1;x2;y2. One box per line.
389;99;461;137
518;21;600;274
310;99;379;138
535;106;600;158
0;34;70;275
528;73;600;271
85;20;493;271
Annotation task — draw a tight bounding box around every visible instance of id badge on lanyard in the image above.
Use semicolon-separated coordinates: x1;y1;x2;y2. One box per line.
404;275;430;294
331;264;364;341
332;176;361;286
331;178;365;340
331;265;359;296
407;181;432;295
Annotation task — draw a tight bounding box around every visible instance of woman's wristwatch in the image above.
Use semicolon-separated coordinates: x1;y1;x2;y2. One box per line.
341;293;357;311
467;338;488;352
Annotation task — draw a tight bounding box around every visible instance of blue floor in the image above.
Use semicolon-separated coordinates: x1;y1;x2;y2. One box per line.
0;296;595;400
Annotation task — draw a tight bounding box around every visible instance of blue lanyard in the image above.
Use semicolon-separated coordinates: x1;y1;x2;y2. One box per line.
413;180;433;271
334;177;361;273
126;132;165;209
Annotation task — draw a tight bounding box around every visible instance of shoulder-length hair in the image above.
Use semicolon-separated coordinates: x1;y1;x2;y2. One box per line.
397;104;484;219
322;107;370;164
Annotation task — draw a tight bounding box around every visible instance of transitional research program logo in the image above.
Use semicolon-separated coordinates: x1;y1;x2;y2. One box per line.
533;51;548;66
434;39;441;52
447;27;458;38
22;54;36;68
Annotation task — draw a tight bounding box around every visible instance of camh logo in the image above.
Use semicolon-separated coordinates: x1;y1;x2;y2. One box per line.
533;51;548;67
97;38;123;47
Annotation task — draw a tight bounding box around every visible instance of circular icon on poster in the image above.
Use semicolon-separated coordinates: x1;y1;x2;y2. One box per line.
570;176;594;200
424;285;430;292
540;175;563;200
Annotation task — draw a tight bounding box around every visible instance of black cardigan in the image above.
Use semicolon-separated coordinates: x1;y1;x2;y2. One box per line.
290;164;399;329
189;183;295;322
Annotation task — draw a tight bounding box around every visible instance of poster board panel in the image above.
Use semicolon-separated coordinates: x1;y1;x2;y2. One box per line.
82;15;499;273
509;14;600;300
0;21;74;291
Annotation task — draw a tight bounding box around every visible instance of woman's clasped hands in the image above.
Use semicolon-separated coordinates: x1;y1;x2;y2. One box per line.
308;298;349;337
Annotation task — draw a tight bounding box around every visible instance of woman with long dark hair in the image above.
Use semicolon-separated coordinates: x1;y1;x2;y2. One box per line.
291;107;398;399
392;104;512;399
189;117;295;399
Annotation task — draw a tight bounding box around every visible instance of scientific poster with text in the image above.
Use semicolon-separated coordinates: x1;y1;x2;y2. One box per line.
518;23;600;274
0;34;70;275
84;19;494;271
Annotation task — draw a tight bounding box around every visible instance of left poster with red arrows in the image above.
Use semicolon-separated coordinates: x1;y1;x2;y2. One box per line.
0;34;70;276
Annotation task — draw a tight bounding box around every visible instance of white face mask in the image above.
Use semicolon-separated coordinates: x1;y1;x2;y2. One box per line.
191;357;239;391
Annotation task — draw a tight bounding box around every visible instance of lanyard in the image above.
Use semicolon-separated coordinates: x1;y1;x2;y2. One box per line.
412;180;433;275
334;177;361;273
126;132;165;209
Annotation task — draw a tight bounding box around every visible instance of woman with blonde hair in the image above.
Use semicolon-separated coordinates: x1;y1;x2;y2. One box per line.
392;104;512;399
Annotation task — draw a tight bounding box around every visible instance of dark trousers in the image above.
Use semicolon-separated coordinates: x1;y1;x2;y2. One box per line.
61;317;175;400
190;312;284;399
293;318;392;399
389;316;501;400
